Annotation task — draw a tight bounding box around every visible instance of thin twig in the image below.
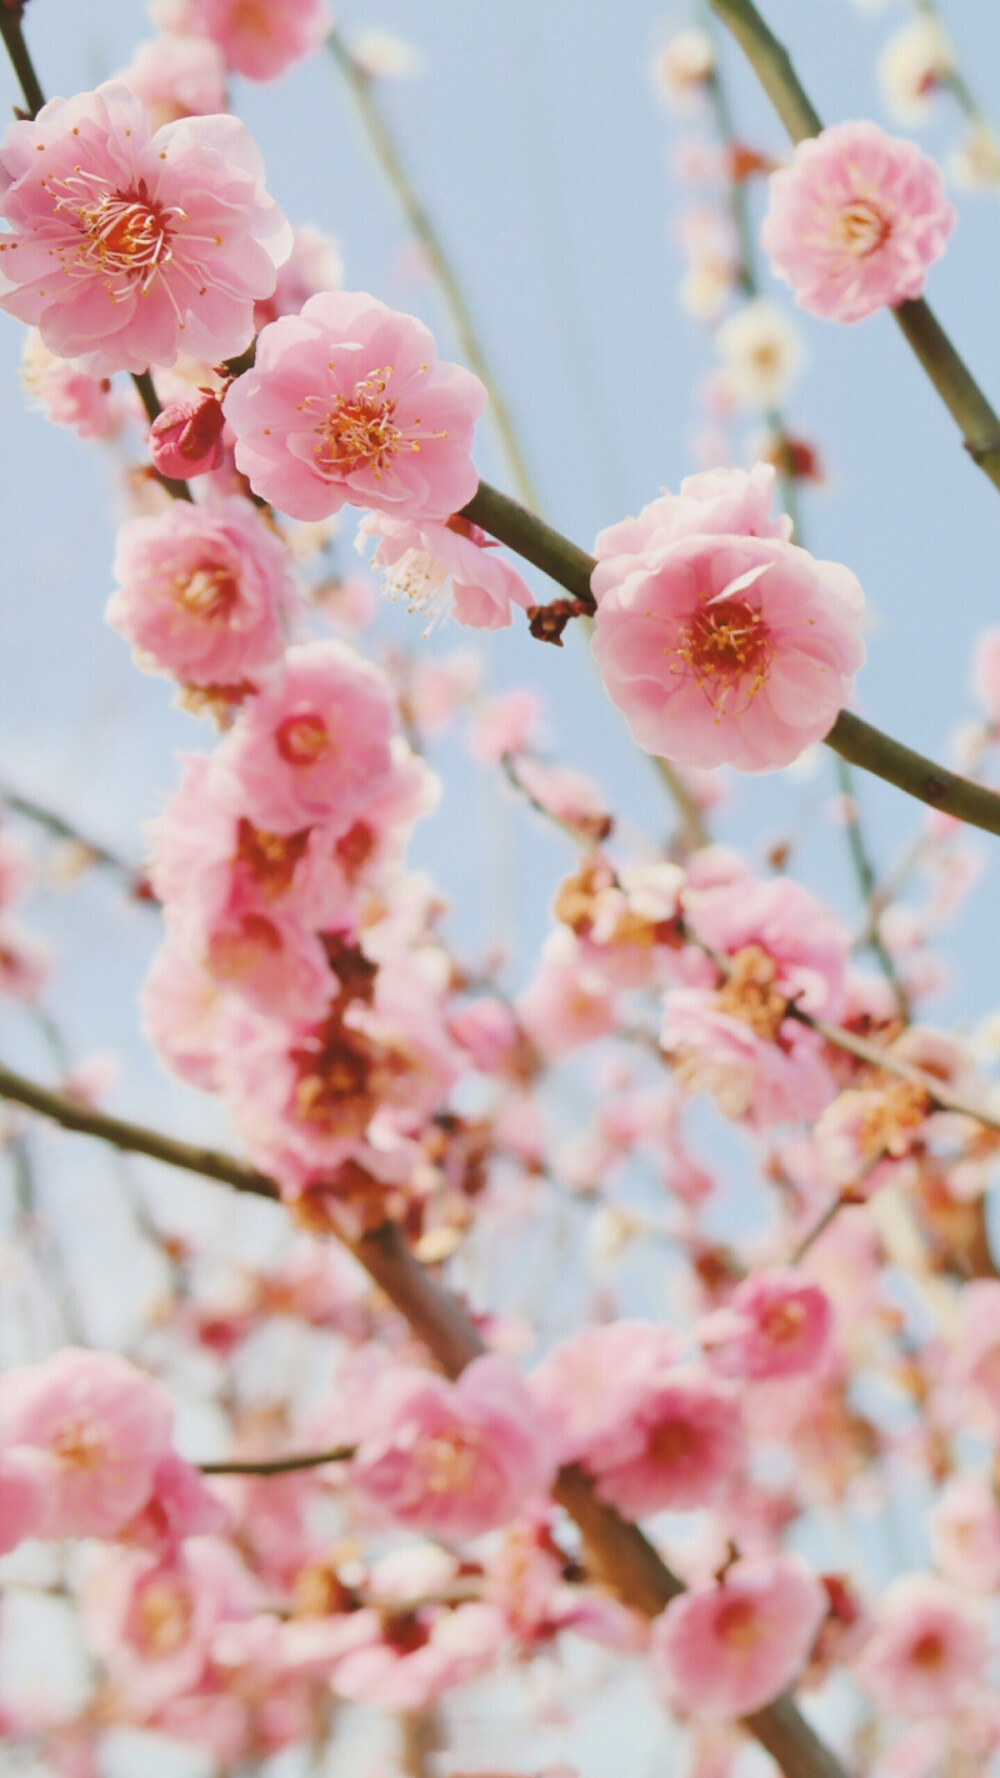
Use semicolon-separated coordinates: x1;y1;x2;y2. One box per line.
707;0;1000;493
199;1444;355;1477
0;781;151;895
833;756;911;1020
0;6;45;118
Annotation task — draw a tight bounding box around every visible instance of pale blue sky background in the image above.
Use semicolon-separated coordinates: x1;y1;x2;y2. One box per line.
0;4;998;1770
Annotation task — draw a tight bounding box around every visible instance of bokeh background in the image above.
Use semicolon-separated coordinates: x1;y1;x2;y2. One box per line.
0;2;998;1771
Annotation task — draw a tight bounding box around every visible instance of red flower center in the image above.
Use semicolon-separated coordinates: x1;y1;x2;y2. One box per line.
276;712;332;767
672;597;774;717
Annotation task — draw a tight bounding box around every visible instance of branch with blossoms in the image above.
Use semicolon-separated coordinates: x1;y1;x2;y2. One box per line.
4;5;1000;1778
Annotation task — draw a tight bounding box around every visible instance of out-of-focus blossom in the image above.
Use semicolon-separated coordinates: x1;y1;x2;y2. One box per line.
253;223;343;331
358;512;534;634
469;689;543;765
714;300;806;409
151;0;330;82
650;29;715;113
698;1269;834;1380
879;18;954;125
349;30;423;81
853;1573;989;1718
117;33;228;128
0;85;291;375
929;1472;1000;1595
761;123;954;324
949;122;1000;190
650;1555;828;1717
21;330;119;439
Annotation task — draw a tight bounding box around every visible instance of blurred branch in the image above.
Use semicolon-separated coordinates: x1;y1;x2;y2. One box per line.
0;5;44;118
327;27;539;510
833;756;911;1020
199;1445;354;1476
0;780;153;899
463;479;1000;838
707;0;1000;493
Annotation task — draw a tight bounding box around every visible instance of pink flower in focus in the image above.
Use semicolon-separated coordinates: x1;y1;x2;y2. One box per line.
592;464;791;603
650;1555;828;1718
108;496;290;688
155;0;331;82
21;329;119;439
358;512;533;634
350;1356;556;1540
0;85;291;375
223;291;487;520
149;391;227;478
591;534;865;772
0;1348;174;1538
854;1574;989;1718
212;640;396;833
584;1369;745;1517
0;1448;52;1554
698;1270;834;1380
118;34;228;129
761;122;955;324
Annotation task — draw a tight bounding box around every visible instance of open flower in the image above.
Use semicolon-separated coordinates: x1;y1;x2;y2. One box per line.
650;1555;828;1718
0;84;290;374
223;290;487;521
591;532;865;772
761;122;954;324
153;0;331;83
358;512;533;634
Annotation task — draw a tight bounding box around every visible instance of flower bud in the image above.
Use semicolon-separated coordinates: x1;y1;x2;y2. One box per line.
149;391;226;479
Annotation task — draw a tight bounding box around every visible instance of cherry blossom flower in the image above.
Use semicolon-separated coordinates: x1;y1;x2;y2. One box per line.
583;1369;746;1516
0;84;291;375
591;533;866;772
107;496;291;688
650;1555;828;1718
0;918;54;1003
223;290;487;521
0;1349;174;1538
20;329;119;439
212;640;397;834
118;34;228;129
349;1356;556;1539
854;1573;990;1718
698;1270;834;1380
358;512;533;634
761;123;955;324
153;0;331;83
328;1601;507;1709
516;931;620;1061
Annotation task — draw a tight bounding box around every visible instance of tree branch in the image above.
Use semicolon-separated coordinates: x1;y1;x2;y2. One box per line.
706;0;1000;494
0;5;45;119
199;1445;355;1477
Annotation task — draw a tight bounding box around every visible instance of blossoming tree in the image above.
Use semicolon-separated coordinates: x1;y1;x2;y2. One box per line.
1;2;1000;1776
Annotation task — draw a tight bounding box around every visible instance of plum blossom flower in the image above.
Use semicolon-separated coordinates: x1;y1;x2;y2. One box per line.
358;512;533;634
0;1348;174;1538
685;873;851;1019
530;1322;683;1465
929;1472;1000;1595
592;464;791;603
349;1356;556;1540
591;532;866;772
879;18;954;125
650;29;715;113
714;300;805;409
661;990;837;1127
0;84;291;375
253;223;343;331
212;640;397;834
698;1270;834;1380
223;290;487;521
21;329;119;439
140;931;227;1091
650;1555;828;1718
854;1573;990;1718
583;1369;745;1516
118;34;228;129
761;123;955;324
107;496;291;687
153;0;331;83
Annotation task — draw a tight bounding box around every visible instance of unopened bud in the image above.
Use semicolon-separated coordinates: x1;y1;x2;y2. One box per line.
149;391;226;479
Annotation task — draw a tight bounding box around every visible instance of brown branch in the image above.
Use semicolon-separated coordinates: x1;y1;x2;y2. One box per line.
0;780;152;897
0;5;45;118
199;1444;354;1477
460;483;596;610
707;0;1000;494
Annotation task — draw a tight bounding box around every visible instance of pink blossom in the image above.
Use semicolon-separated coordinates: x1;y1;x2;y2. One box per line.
929;1473;1000;1595
0;828;33;909
21;329;119;438
469;688;543;765
107;496;291;688
530;1322;683;1465
952;1280;1000;1432
198;904;334;1022
760;122;955;324
212;640;397;833
0;1448;52;1554
329;1601;507;1709
516;933;619;1061
349;1356;556;1540
254;223;343;331
125;1452;229;1554
592;464;791;603
407;648;481;734
698;1270;834;1380
854;1574;989;1718
0;918;53;1003
0;1348;174;1538
223;290;487;520
650;1555;828;1718
140;931;226;1091
358;512;533;633
584;1368;745;1516
661;992;837;1127
0;85;291;375
149;390;227;478
154;0;331;83
591;533;866;772
515;757;612;845
685;874;850;1019
971;627;1000;726
118;34;228;129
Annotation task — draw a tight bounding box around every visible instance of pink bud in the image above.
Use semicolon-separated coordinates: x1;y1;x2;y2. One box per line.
149;392;227;479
